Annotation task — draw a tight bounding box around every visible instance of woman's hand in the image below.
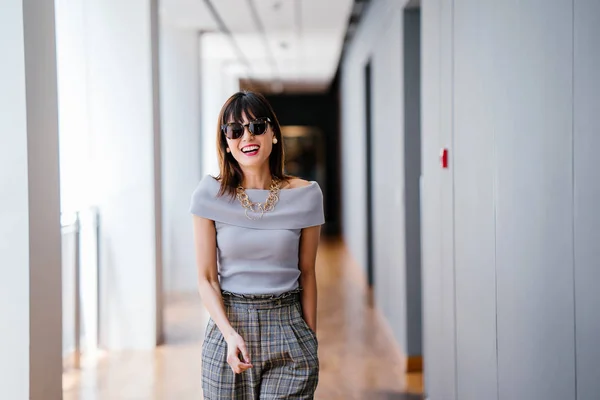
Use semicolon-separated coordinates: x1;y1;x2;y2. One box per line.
226;331;253;374
194;216;250;373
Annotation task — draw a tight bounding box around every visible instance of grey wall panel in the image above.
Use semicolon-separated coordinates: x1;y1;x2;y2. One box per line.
340;0;395;281
453;0;498;398
371;7;409;353
372;29;395;345
438;0;457;398
493;2;575;399
574;0;600;398
403;9;423;356
342;0;425;363
420;0;443;397
340;60;368;275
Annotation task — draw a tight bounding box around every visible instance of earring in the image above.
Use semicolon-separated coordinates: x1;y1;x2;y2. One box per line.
273;138;278;144
226;147;231;153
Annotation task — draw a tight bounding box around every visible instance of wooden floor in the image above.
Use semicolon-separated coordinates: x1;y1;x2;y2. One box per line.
63;238;424;400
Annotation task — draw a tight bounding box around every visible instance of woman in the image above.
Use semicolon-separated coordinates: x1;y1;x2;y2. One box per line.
190;90;324;399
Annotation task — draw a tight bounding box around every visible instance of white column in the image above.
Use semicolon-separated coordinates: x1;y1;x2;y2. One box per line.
55;0;99;358
0;1;62;399
201;58;226;176
84;0;163;349
159;23;202;293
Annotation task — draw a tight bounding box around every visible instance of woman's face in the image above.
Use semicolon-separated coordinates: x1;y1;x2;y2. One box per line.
225;112;275;170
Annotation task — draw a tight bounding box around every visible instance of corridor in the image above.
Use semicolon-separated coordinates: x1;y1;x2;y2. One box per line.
6;0;600;398
62;239;423;400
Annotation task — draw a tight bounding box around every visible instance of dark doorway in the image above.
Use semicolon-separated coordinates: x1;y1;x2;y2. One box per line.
403;5;423;359
264;84;341;236
364;60;375;287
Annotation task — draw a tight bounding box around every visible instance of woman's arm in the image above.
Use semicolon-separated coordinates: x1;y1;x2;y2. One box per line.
192;215;252;373
298;225;321;333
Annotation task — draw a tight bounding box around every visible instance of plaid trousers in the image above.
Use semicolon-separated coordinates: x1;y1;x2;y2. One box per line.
201;289;319;399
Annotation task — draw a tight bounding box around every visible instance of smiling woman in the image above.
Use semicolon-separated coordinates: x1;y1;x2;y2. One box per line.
214;91;287;197
190;91;325;399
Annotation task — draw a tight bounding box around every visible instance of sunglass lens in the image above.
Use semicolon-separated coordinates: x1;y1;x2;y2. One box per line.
250;121;267;135
225;123;243;139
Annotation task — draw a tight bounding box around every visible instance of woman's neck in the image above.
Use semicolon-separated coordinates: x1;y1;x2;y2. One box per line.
240;165;272;189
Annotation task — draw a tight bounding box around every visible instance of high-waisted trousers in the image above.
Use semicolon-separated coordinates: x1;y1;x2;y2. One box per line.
201;289;319;399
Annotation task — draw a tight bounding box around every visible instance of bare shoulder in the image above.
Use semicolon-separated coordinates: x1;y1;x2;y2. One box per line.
285;177;311;189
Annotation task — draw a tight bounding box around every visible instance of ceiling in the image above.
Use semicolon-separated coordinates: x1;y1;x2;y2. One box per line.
159;0;357;93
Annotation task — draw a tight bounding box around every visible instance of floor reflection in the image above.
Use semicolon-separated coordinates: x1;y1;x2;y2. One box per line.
63;238;424;399
365;392;424;400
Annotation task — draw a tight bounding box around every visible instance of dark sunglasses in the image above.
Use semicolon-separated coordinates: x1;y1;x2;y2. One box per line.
221;117;271;140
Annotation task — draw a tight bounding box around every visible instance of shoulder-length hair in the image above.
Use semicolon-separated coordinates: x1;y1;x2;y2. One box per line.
216;90;288;197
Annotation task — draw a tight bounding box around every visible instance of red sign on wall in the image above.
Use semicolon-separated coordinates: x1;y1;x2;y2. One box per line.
440;148;449;169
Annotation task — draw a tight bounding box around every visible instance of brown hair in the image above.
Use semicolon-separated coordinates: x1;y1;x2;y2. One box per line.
216;90;288;197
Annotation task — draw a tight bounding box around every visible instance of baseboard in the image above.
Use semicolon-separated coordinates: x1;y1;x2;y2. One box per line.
406;355;423;373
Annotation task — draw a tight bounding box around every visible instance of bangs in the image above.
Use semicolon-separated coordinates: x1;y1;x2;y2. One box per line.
222;94;271;124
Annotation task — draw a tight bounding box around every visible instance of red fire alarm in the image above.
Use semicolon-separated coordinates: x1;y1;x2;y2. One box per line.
440;148;449;169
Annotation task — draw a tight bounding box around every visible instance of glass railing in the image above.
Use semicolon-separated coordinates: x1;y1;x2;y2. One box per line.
60;207;100;369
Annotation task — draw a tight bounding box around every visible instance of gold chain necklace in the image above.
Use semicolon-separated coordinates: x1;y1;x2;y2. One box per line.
236;178;281;220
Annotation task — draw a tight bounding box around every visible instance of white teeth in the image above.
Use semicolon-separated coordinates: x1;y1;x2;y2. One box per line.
242;146;259;153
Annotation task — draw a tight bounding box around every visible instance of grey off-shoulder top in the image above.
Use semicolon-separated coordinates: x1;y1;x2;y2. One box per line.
189;175;325;295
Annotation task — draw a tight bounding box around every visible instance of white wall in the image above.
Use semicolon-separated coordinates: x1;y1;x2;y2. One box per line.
0;1;62;398
55;0;165;354
419;0;600;399
1;4;30;395
55;0;99;358
84;0;163;350
433;0;458;397
1;3;31;398
441;1;577;399
452;0;497;398
371;8;409;352
201;33;241;177
159;23;202;293
54;0;94;214
344;1;600;399
420;0;444;395
340;0;419;358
